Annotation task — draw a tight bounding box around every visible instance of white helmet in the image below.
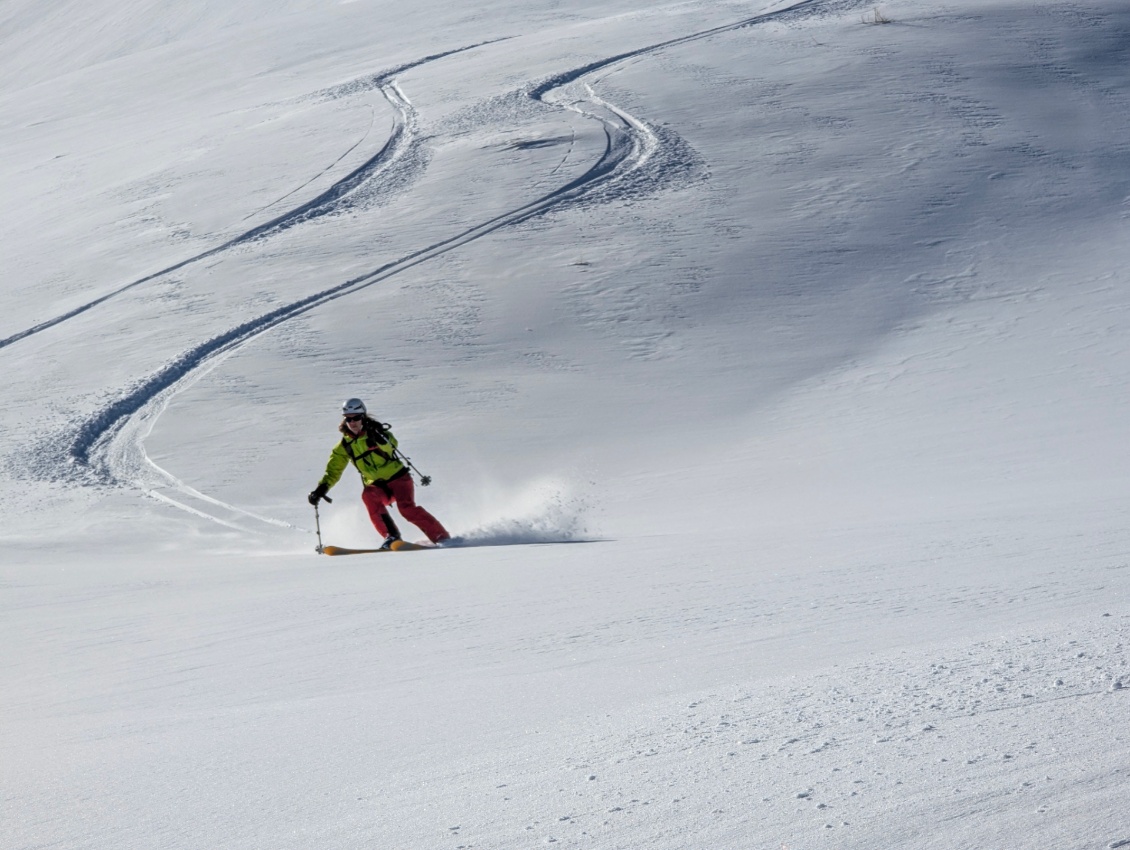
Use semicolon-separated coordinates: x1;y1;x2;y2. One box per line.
342;398;367;417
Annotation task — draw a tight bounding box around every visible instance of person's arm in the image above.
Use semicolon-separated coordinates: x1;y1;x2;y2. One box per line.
308;442;350;505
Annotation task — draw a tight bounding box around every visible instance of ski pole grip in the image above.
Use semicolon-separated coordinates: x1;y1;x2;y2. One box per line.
324;496;333;503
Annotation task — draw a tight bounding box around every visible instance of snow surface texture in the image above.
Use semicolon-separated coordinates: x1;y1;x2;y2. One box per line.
2;0;1130;847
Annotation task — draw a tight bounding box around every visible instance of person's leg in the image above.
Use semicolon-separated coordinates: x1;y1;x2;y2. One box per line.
360;484;401;539
388;475;450;543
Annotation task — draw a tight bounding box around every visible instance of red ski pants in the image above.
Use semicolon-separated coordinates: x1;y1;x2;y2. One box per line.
361;474;449;543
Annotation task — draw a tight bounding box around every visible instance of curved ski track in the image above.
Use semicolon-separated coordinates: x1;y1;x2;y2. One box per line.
30;0;868;526
0;43;491;352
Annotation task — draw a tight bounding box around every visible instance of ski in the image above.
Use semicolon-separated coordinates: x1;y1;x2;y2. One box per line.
319;540;430;555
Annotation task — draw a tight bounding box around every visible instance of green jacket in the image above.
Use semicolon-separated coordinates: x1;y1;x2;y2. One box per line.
319;423;404;490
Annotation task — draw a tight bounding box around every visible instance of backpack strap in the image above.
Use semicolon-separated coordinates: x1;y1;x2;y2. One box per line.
340;433;356;460
340;422;396;469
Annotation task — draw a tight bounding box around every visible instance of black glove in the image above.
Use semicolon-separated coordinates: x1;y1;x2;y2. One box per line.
307;482;329;506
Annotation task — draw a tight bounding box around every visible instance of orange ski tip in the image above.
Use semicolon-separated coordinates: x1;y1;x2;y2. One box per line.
390;540;430;551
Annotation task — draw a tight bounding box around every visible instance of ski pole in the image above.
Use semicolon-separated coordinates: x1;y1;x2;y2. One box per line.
313;496;332;553
393;447;432;486
374;422;433;486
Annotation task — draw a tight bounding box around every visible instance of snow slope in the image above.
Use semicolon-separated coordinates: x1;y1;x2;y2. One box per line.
2;0;1130;847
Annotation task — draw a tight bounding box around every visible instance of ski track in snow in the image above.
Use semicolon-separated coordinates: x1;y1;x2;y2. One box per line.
28;0;871;527
0;42;490;353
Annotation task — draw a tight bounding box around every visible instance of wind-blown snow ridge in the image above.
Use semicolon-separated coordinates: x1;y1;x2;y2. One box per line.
0;42;493;352
44;0;857;504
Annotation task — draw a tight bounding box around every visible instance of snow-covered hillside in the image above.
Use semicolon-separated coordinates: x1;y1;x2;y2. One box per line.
3;0;1129;847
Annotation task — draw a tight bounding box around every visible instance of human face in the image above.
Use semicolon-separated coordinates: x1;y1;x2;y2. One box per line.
344;414;364;434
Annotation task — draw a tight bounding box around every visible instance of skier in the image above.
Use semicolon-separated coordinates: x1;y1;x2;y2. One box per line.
308;398;451;549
